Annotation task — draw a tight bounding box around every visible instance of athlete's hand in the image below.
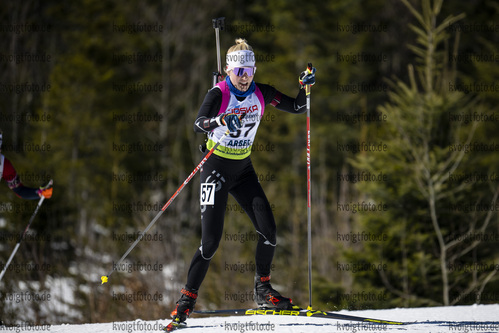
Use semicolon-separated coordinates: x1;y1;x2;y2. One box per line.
219;113;242;132
37;180;53;199
299;65;316;87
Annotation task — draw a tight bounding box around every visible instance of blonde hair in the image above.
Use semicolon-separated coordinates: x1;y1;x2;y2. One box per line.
227;38;253;53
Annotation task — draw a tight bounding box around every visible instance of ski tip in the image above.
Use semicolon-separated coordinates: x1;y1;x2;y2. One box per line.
101;275;108;284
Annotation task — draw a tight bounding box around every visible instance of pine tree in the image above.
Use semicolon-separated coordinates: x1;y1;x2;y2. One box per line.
351;0;498;306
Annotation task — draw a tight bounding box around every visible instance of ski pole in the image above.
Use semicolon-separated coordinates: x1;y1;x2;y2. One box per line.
212;17;225;87
305;63;313;310
100;119;245;285
0;180;52;282
101;133;227;284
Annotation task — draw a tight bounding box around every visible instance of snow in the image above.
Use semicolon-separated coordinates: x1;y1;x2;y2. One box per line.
4;304;498;332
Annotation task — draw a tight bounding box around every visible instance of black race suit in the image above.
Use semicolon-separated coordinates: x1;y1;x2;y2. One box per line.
185;83;307;291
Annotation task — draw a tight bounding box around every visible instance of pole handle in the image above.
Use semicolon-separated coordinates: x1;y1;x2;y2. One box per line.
307;62;313;73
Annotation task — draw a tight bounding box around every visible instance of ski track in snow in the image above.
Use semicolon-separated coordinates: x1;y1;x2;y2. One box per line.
6;304;499;332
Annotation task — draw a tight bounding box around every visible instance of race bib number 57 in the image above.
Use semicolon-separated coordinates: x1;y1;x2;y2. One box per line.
200;183;216;205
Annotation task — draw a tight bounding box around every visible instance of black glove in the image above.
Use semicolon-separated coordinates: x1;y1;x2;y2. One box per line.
299;65;316;87
218;113;242;132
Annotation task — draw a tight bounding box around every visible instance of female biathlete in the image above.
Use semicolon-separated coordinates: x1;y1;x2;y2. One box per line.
168;39;316;328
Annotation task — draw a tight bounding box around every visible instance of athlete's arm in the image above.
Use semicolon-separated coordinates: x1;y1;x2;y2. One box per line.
2;158;40;200
257;83;307;114
194;88;223;133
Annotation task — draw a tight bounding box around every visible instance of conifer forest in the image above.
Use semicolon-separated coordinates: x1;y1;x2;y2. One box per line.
0;0;498;325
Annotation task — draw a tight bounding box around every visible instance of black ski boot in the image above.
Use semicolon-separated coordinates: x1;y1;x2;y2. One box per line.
169;287;197;324
254;275;294;310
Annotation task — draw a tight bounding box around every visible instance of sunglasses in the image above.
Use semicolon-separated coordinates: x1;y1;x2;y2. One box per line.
232;67;256;77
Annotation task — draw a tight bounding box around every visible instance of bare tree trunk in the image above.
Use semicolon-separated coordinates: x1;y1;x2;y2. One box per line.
428;180;449;305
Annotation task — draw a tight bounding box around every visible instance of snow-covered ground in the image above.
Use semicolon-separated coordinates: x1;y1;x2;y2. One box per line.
4;304;498;332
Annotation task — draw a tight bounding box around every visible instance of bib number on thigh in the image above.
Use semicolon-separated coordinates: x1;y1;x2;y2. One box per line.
200;183;216;205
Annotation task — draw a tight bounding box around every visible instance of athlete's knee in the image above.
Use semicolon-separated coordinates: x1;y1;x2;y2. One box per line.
256;223;276;246
199;240;220;260
258;231;276;246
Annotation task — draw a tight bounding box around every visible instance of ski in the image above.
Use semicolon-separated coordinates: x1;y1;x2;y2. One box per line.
164;306;407;331
164;318;187;332
193;307;407;325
